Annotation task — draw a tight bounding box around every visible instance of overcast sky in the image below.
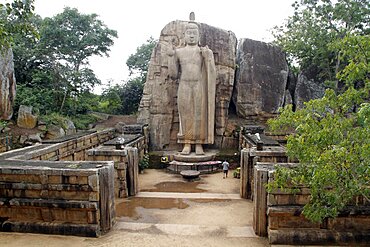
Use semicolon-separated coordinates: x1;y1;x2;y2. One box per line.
34;0;295;93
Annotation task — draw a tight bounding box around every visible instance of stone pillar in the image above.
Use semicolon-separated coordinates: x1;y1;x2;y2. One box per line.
240;148;249;198
99;162;116;233
127;147;139;196
253;164;269;237
0;48;16;120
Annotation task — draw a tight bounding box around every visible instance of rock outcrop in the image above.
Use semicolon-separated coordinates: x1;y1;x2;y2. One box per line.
63;119;76;135
294;70;325;109
45;124;66;139
17;105;38;129
233;38;289;119
0;48;16;120
137;20;237;150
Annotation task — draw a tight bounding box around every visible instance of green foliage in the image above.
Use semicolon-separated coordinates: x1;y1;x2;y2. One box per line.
40;7;117;64
268;21;370;221
97;83;123;114
36;7;117;111
331;34;370;86
12;7;117;117
268;87;370;222
272;0;369;83
41;112;71;129
126;37;157;83
70;114;100;130
64;92;100;116
139;154;150;172
14;84;56;115
0;120;8;129
120;78;144;114
0;0;38;49
99;35;155;115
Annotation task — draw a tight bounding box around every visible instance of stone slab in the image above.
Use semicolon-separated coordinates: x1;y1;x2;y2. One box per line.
173;152;216;162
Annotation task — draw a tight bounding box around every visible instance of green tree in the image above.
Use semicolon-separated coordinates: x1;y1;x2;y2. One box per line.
273;0;369;86
0;0;37;49
126;37;157;83
13;7;117;116
120;78;144;114
268;32;370;222
39;7;117;112
98;83;123;114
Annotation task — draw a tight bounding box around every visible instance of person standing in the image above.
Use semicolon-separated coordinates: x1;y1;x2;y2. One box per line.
222;160;230;179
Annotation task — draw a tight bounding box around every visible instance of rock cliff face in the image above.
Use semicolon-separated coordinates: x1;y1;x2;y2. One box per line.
294;69;325;109
233;38;289;119
0;48;16;120
137;20;237;150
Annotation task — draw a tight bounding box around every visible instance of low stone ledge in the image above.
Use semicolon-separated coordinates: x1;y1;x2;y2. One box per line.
86;148;128;156
268;228;370;245
8;198;98;209
1;221;100;237
0;182;92;192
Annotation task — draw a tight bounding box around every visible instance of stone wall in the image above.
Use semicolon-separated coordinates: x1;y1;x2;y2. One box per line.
240;146;288;199
20;129;115;161
0;160;115;237
86;145;141;198
0;128;145;237
252;162;370;245
137;20;237;150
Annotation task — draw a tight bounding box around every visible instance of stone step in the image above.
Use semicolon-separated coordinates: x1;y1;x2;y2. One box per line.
115;222;257;238
136;192;241;200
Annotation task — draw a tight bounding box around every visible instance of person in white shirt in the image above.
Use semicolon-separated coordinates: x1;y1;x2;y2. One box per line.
222;160;230;179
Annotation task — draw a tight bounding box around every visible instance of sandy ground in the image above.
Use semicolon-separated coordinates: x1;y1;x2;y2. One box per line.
0;169;270;247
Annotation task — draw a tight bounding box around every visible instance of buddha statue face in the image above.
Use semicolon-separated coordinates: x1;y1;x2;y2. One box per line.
185;23;199;46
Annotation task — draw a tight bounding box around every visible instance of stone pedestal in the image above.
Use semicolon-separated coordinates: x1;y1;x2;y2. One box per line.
167;150;221;174
173;151;217;162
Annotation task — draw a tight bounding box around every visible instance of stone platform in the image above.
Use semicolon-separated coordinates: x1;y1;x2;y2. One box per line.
163;150;221;174
173;151;217;162
167;160;222;174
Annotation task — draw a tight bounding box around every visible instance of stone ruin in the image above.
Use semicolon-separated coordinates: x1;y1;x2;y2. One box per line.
0;126;148;237
0;16;366;246
135;18;369;246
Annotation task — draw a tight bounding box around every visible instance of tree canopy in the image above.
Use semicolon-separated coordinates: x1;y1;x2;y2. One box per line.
13;7;117;115
268;0;369;222
273;0;369;86
126;37;156;83
0;0;37;49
